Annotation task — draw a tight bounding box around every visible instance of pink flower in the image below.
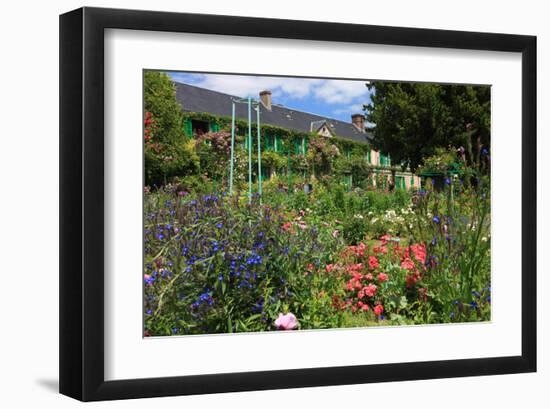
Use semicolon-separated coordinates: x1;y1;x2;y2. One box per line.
363;283;377;297
410;243;427;264
274;313;299;330
377;272;389;282
401;257;415;271
368;256;380;270
332;229;340;238
374;304;384;316
325;264;335;273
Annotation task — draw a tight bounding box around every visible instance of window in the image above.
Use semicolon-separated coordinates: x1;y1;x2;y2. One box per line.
264;133;276;151
294;137;307;154
191;119;209;136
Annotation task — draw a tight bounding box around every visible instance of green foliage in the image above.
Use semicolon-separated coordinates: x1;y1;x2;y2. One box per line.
144;72;199;185
144;71;184;144
145;139;199;187
365;82;491;172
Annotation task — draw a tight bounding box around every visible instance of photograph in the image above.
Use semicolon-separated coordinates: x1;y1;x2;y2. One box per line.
142;71;492;336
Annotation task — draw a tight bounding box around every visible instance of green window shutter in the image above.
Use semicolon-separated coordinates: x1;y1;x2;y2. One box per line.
396;176;404;189
367;150;371;163
184;118;193;137
303;138;308;154
274;135;279;152
209;122;220;132
294;138;300;154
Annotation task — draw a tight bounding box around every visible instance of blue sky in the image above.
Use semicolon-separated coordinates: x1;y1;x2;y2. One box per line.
166;71;373;123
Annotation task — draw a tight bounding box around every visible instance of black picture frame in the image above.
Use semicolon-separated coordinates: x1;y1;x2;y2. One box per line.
59;6;537;401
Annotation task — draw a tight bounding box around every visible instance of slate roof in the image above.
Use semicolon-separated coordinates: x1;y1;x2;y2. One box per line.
174;81;373;144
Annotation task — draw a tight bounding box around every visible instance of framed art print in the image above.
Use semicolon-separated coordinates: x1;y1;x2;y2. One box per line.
59;7;537;401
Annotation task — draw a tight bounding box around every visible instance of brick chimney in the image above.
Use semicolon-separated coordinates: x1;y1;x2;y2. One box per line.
351;114;365;132
259;90;272;111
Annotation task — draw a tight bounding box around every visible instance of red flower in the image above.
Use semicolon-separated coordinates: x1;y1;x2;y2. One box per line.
368;256;380;270
374;304;384;316
377;272;388;282
325;264;334;273
349;242;367;257
363;283;377;297
410;243;427;264
401;257;415;271
406;271;421;288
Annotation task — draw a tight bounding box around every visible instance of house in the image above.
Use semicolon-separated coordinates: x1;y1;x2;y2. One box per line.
173;81;420;190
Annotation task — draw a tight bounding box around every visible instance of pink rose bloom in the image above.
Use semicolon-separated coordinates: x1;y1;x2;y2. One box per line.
363;283;377;297
274;313;299;330
368;256;380;269
374;304;384;316
377;272;389;282
401;257;415;271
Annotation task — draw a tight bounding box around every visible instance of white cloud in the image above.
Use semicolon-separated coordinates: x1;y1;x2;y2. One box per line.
183;74;323;100
333;103;365;116
171;73;369;102
313;80;369;104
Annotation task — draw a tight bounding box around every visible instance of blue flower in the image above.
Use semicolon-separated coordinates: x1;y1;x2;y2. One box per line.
217;222;223;229
433;215;440;224
445;178;451;185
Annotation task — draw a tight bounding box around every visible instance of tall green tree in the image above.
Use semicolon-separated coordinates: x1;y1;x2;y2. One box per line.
364;82;490;172
144;71;185;143
144;71;199;186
